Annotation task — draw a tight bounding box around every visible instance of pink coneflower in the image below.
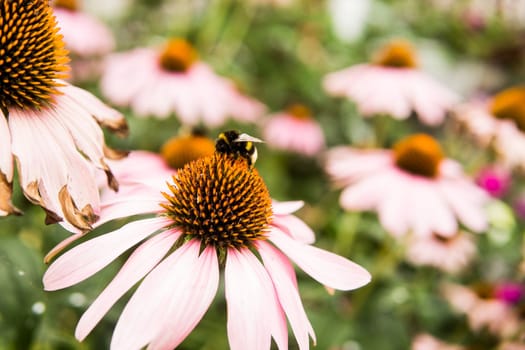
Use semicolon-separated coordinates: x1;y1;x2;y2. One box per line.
454;86;525;170
44;133;371;349
0;0;127;231
411;333;465;350
475;165;511;198
442;282;520;338
100;38;265;126
52;0;115;81
323;40;459;126
325;134;489;237
405;231;476;273
263;104;325;156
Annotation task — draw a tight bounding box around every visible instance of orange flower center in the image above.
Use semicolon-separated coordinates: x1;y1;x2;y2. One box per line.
0;0;69;113
286;103;312;120
472;282;495;300
490;86;525;132
393;134;444;178
158;39;198;73
162;153;273;249
372;40;418;68
53;0;79;11
160;133;215;170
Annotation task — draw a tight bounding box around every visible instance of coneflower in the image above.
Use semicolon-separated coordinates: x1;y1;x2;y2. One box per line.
0;0;127;231
43;131;370;350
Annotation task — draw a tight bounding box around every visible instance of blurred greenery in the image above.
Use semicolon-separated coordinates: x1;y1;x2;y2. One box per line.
2;0;525;349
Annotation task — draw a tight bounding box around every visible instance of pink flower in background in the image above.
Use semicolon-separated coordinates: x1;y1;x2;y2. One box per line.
44;144;370;349
411;333;465;350
0;0;127;232
405;231;476;273
454;86;525;170
325;134;488;237
101;38;265;126
442;283;521;338
263;104;325;156
475;165;511;198
323;40;459;126
53;0;115;57
53;0;115;82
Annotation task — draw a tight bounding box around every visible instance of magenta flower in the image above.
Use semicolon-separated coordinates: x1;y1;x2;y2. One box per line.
0;0;127;231
442;282;521;338
263;104;325;156
454;87;525;170
44;145;370;349
323;40;459;126
325;134;489;237
100;38;265;126
475;166;511;198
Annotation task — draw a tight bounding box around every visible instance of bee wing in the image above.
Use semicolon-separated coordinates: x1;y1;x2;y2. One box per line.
234;133;265;143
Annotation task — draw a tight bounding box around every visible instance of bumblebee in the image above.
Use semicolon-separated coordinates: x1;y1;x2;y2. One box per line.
215;130;264;166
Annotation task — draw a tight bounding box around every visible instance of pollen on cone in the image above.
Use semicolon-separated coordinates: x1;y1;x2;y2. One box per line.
0;0;70;112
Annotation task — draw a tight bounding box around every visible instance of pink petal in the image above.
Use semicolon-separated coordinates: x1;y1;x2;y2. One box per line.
258;241;316;349
269;227;371;290
339;172;390;211
272;200;304;215
95;195;164;228
110;240;214;349
147;245;219;349
75;228;180;340
0;112;13;182
272;214;315;244
440;181;488;232
377;177;409;237
225;248;284;350
43;217;169;290
60;80;126;132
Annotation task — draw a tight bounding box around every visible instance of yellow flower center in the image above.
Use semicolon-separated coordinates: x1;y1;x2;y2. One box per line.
286;103;312;120
160;133;215;170
162;153;273;249
0;0;69;113
372;40;418;68
53;0;79;11
158;39;198;73
393;134;444;178
490;86;525;132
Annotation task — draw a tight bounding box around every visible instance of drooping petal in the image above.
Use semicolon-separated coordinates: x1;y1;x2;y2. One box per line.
0;112;13;183
110;240;214;349
269;227;371;291
60;81;128;136
147;244;219;350
0;112;19;215
258;241;316;350
43;217;169;290
9;107;100;231
75;228;179;340
225;248;285;350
